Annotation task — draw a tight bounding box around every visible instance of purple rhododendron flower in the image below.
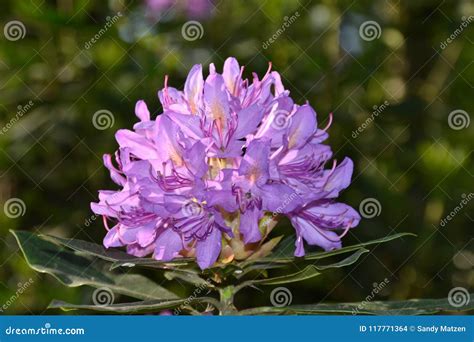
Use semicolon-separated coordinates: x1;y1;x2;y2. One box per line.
91;57;360;269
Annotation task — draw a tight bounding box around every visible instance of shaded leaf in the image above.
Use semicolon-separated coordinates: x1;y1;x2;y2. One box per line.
241;233;414;267
11;230;178;300
48;297;219;313
239;295;474;315
164;270;214;288
44;234;193;269
253;248;368;286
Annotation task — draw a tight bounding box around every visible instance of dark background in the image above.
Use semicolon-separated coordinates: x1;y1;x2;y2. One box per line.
0;0;472;313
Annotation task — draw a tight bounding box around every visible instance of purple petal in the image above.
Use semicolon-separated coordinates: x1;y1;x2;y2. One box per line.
287;105;316;150
195;228;221;269
239;207;262;243
135;100;150;121
184;64;203;114
154;229;184;261
115;129;158;160
103;226;123;248
291;215;341;252
238;138;271;186
323;157;354;197
235;104;264;138
203;73;231;128
222;57;240;94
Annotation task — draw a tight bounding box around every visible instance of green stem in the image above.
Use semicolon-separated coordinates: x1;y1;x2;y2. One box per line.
218;285;237;315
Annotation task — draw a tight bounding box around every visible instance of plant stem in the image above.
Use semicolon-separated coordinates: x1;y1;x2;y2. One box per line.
218;285;237;315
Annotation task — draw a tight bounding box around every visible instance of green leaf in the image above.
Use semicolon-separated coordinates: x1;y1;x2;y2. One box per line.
44;234;193;269
247;248;368;286
253;265;321;285
48;297;219;313
238;295;474;315
315;248;369;270
241;233;414;267
164;270;214;288
110;257;194;270
11;230;179;301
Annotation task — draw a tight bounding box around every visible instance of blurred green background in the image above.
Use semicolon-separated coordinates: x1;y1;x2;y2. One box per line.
0;0;472;314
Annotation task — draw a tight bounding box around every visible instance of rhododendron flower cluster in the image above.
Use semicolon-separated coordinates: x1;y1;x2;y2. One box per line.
91;57;360;269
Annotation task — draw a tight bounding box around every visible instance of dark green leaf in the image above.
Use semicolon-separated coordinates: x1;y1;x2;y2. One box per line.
239;295;474;315
249;248;368;286
48;297;219;313
11;230;178;301
241;233;414;267
44;234;193;268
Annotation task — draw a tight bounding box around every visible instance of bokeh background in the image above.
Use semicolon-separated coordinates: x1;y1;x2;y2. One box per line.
0;0;472;314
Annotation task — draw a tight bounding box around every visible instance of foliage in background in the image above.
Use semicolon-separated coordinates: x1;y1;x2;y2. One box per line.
0;0;472;313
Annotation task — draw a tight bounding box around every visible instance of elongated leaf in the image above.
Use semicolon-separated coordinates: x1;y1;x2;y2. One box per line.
315;248;369;270
49;297;219;313
110;257;194;270
11;230;178;300
248;248;368;286
239;295;474;315
254;265;321;285
44;234;193;268
164;270;214;288
241;233;414;267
